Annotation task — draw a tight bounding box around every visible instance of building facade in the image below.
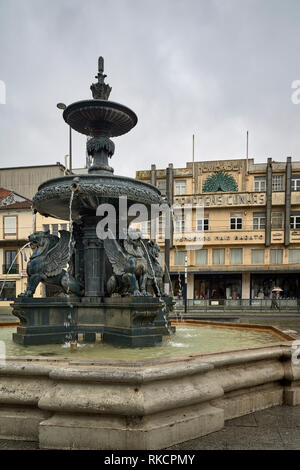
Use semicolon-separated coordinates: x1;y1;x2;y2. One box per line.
0;187;69;306
0;163;69;200
0;163;71;305
136;157;300;304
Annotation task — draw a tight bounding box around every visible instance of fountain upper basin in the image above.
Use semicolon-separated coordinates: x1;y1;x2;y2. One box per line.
33;173;163;220
63;100;138;137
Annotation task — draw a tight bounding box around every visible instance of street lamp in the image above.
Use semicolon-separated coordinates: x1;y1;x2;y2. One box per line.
184;255;188;313
56;102;72;173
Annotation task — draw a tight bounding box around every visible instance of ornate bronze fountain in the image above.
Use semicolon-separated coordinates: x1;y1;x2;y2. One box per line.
12;57;174;347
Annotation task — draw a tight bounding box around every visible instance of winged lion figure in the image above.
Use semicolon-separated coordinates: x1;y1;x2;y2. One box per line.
20;230;82;297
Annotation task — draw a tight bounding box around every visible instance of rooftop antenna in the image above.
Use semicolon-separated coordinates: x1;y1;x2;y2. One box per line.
192;134;195;193
246;130;249;173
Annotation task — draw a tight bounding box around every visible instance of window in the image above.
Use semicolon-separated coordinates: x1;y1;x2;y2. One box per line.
292;176;300;191
52;224;58;237
253;213;266;230
230;248;243;264
3;250;18;274
0;280;16;300
157;180;166;195
290;214;300;229
175;180;186;195
175;216;185;233
212;249;225;265
158;251;164;267
289;249;300;263
195;249;208;265
271;212;283;229
270;249;283;264
252;249;265;264
272;175;283;191
174;251;187;265
4;216;17;235
42;224;50;232
254;177;266;192
60;224;67;231
158;214;165;237
197;217;209;231
230;213;242;230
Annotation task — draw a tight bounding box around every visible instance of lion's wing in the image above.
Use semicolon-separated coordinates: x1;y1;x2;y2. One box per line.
104;238;127;275
44;230;73;277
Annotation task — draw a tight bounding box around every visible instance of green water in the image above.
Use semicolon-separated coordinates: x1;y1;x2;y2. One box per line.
0;325;287;360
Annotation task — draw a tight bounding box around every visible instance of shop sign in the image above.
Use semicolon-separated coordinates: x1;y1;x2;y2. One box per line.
175;192;266;207
179;234;264;242
200;162;242;173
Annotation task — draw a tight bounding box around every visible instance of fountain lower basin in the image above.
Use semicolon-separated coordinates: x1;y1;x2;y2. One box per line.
0;320;298;450
0;321;293;359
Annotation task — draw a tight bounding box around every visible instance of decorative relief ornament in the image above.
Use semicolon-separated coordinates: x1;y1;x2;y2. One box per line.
202;172;238;193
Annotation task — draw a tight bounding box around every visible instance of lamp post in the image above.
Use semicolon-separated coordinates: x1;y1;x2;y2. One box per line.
57;102;72;173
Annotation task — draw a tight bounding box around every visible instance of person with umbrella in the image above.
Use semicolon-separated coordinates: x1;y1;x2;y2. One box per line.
271;287;282;310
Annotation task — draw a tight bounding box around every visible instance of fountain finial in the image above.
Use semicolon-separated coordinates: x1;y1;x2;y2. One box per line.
90;56;112;100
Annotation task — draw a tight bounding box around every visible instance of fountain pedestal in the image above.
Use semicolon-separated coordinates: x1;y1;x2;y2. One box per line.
12;296;173;347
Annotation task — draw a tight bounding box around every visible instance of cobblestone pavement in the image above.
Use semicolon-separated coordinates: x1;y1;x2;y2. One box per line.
0;405;300;450
167;405;300;450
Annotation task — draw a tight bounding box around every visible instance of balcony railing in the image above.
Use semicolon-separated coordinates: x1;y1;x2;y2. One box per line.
2;264;19;275
174;298;300;312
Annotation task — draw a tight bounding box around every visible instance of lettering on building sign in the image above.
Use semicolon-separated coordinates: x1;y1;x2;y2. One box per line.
179;234;264;242
200;162;242;172
175;192;266;207
233;235;264;241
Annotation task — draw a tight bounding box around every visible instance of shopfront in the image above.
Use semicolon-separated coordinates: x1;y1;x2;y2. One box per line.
194;274;242;300
251;273;300;299
0;280;16;301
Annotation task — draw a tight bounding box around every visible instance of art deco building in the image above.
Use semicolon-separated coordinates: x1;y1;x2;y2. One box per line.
136;157;300;304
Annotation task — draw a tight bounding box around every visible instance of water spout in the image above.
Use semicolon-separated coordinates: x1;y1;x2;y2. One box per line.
63;190;77;348
71;177;80;192
140;239;172;335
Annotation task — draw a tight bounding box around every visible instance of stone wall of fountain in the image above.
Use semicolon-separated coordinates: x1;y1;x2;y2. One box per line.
11;57;174;347
0;340;298;449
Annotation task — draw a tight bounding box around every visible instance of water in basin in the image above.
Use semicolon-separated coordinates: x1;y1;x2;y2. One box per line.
0;323;287;360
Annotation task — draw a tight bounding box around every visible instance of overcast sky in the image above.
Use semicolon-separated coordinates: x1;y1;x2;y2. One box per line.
1;0;300;177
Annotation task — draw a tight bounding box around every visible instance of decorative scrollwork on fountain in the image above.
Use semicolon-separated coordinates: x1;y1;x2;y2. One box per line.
90;56;112;100
19;230;83;298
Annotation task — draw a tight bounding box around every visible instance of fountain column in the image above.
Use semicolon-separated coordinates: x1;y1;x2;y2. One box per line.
82;216;104;297
73;223;84;287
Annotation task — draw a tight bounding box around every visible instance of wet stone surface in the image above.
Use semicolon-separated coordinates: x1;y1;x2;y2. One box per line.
167;405;300;450
0;405;300;450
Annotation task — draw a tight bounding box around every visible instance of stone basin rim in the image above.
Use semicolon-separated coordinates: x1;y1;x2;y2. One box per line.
33;173;163;219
